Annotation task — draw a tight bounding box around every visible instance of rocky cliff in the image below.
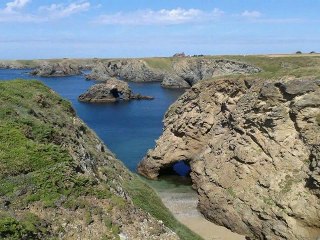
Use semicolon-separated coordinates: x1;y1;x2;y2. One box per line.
0;80;200;240
31;61;82;77
86;60;165;82
138;77;320;240
86;58;261;88
162;58;261;88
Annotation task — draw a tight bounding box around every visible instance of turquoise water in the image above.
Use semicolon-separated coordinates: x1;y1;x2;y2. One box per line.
0;69;184;172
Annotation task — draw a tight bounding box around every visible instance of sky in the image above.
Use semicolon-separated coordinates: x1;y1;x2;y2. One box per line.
0;0;319;59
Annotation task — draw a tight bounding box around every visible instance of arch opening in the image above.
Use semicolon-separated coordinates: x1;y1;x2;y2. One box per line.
159;160;191;177
158;160;193;187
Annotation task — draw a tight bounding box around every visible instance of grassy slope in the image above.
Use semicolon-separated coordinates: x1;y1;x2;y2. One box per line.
206;54;320;80
0;80;202;240
142;54;320;80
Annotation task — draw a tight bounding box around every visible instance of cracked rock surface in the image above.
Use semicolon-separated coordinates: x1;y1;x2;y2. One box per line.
138;77;320;240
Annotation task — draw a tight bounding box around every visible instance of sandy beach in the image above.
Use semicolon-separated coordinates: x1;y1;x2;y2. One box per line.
146;177;245;240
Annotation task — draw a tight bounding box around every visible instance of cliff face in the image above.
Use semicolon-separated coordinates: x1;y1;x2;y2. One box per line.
86;58;261;88
0;80;199;240
30;62;82;77
162;58;261;88
86;60;165;82
138;77;320;239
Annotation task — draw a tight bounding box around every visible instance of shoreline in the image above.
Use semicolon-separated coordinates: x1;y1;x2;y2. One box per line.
145;176;245;240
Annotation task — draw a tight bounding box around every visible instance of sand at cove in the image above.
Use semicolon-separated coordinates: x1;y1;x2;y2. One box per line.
147;177;245;240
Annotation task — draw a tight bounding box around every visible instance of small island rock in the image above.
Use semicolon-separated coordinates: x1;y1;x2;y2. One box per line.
78;78;154;103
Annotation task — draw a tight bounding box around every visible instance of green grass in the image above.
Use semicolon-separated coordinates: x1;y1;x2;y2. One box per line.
0;212;48;240
144;57;174;71
0;80;202;239
218;55;320;80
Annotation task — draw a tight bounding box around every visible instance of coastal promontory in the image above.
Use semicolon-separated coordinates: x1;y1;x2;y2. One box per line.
86;57;261;88
138;76;320;240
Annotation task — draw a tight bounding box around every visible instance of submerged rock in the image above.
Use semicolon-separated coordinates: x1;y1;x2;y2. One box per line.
138;77;320;239
78;78;154;103
31;62;82;77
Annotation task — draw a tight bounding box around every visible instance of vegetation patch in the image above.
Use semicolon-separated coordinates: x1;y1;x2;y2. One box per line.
226;187;237;198
0;212;48;240
144;58;174;71
126;176;202;240
0;80;202;239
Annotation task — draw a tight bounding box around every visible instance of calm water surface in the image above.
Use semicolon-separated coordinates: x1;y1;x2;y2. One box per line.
0;69;184;171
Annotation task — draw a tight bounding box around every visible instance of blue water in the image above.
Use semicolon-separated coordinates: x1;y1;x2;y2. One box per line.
0;69;184;172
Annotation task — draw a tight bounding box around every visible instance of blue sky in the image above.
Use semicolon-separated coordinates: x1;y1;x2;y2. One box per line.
0;0;319;59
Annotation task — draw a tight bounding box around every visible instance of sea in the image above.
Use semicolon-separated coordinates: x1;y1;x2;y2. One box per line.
0;69;184;172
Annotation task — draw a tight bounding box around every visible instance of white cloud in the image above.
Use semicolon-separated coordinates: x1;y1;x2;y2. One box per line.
0;1;90;22
4;0;30;12
39;2;90;19
241;10;262;18
94;8;224;25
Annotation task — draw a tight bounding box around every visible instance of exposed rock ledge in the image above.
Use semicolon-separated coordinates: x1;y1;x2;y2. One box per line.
31;62;82;77
86;58;261;88
78;78;154;103
138;77;320;240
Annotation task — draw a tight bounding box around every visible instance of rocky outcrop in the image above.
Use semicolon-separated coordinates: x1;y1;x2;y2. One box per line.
161;59;261;88
31;62;82;77
78;78;154;103
138;77;320;239
86;60;164;82
0;62;28;69
87;58;261;89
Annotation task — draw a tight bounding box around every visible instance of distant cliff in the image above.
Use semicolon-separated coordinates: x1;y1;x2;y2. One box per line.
138;76;320;239
0;80;200;240
86;58;261;88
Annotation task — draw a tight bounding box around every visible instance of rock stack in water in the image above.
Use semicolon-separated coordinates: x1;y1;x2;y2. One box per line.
78;78;154;103
138;77;320;240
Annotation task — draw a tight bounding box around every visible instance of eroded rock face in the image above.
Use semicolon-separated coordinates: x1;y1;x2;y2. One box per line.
86;60;164;82
162;58;261;88
78;78;154;103
86;58;261;88
31;62;82;77
138;77;320;239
